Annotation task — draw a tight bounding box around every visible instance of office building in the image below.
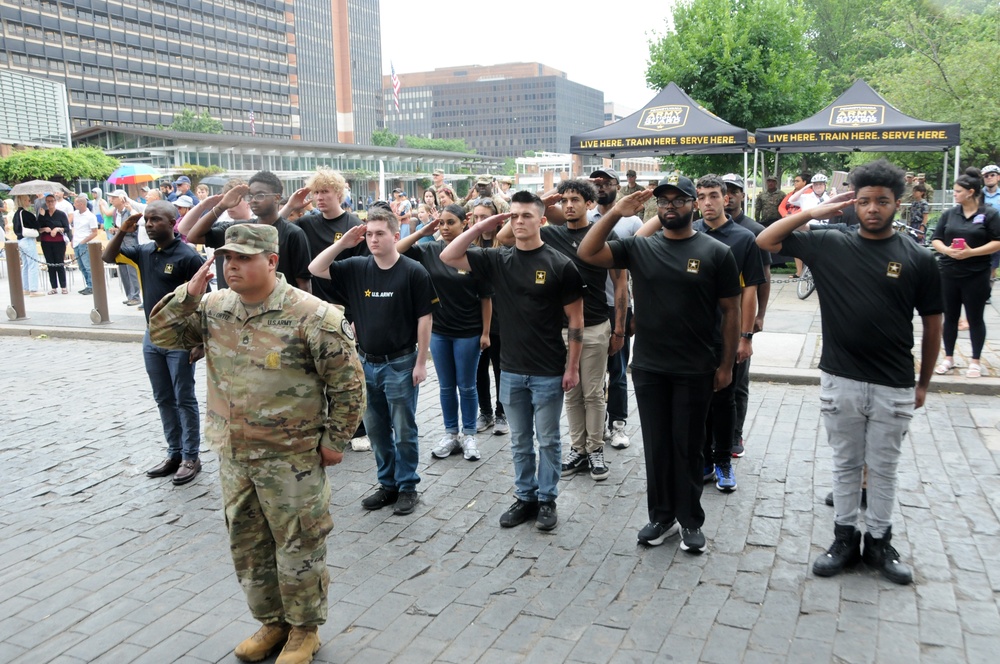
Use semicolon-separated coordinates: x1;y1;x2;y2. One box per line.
0;0;383;144
0;70;70;151
383;62;604;159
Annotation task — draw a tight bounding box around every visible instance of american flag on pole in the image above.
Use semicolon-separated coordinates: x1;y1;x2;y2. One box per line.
249;108;256;136
391;63;401;113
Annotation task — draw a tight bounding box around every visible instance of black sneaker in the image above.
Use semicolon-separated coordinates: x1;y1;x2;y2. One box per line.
536;501;557;531
680;527;706;554
731;437;745;458
393;491;419;515
561;449;589;477
362;487;399;510
812;524;862;577
637;520;681;546
862;527;912;585
588;447;609;481
499;499;538;528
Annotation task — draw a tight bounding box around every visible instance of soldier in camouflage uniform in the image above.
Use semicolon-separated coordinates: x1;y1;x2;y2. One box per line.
148;224;365;664
754;176;785;226
617;169;644;201
464;175;510;214
642;180;660;221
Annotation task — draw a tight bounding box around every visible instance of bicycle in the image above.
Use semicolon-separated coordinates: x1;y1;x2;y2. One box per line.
796;265;816;300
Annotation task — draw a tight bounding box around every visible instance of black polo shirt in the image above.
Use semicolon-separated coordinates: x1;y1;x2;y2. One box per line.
120;236;204;321
731;212;772;266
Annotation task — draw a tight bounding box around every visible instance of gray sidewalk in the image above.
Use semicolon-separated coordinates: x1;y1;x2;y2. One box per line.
1;336;999;663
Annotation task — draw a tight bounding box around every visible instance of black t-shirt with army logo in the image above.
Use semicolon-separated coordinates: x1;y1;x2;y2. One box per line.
466;244;585;377
609;232;741;375
327;254;437;355
404;241;493;337
782;228;942;388
296;210;370;306
540;223;616;327
121;236;205;322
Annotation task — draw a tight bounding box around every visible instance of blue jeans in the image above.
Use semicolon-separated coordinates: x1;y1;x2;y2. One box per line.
430;332;481;435
362;351;421;492
500;372;564;503
18;237;40;292
142;331;200;460
74;244;93;289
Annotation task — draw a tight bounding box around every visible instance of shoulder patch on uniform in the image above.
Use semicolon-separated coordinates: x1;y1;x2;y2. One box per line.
341;318;355;341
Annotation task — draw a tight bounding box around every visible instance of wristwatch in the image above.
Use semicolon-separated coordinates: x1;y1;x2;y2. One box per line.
740;332;754;340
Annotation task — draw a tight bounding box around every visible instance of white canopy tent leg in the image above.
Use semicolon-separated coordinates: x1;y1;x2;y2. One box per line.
749;149;759;218
953;145;960;181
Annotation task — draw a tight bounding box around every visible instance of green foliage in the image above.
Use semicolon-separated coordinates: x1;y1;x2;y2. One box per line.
0;147;119;184
646;0;829;175
163;109;224;134
502;157;517;176
403;136;475;154
371;128;400;147
177;164;225;182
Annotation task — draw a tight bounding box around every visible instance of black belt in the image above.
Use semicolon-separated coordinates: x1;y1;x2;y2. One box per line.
357;346;415;364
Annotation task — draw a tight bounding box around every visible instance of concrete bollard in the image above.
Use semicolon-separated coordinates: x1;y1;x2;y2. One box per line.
88;242;111;324
4;240;28;321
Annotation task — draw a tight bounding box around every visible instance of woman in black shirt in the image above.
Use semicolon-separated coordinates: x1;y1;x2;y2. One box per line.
930;168;1000;378
37;194;71;294
397;204;493;461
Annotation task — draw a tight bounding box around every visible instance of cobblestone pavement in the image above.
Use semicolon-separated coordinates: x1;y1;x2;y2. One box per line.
1;337;999;663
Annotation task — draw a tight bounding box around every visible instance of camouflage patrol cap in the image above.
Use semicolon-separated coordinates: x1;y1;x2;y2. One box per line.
217;223;279;255
475;175;494;185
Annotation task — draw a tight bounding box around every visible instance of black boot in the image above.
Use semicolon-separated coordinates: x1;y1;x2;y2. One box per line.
863;527;913;585
812;524;862;577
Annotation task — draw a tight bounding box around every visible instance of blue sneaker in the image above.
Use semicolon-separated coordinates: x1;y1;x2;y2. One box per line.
703;464;716;482
715;464;737;492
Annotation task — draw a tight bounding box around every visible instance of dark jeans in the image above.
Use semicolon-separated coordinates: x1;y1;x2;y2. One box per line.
40;241;67;289
143;331;200;460
942;270;990;359
476;332;504;418
632;368;714;528
606;306;632;424
704;360;737;466
733;357;751;442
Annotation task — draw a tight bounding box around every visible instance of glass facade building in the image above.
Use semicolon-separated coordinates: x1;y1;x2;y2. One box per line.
383;64;604;159
0;0;383;144
0;69;70;148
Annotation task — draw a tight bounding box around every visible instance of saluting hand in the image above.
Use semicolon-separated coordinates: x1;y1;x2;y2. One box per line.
476;212;511;233
186;258;215;298
120;213;143;234
615;189;653;218
339;224;367;248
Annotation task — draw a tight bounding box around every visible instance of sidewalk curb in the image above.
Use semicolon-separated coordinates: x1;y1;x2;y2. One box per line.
0;323;144;343
751;367;1000;396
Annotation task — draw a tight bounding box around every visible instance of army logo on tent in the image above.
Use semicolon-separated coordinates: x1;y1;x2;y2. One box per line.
829;104;884;127
637;105;690;132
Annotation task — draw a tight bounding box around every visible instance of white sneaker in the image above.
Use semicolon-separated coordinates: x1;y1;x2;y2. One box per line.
431;433;460;459
492;415;509;435
609;420;630;449
460;434;480;461
351;435;371;452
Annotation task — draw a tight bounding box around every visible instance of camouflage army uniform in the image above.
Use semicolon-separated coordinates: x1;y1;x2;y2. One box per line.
616;183;643;201
754;190;785;225
149;275;365;627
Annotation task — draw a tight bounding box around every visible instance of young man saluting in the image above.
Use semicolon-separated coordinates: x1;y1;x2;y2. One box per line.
441;190;584;531
757;159;943;584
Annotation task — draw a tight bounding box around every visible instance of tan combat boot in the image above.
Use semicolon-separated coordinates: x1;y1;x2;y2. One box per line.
234;622;290;662
276;625;321;664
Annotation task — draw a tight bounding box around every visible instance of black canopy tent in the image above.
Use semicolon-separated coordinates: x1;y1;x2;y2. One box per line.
753;80;961;212
569;83;755;159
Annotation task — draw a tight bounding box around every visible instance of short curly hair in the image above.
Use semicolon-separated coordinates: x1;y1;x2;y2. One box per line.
557;179;597;203
849;159;906;200
306;168;347;198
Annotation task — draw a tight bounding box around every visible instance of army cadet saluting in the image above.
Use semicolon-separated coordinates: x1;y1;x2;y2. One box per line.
148;224;365;664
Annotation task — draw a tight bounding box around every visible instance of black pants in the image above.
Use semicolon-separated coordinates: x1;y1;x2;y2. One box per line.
704;360;738;466
632;368;714;528
733;357;751;443
942;270;990;359
40;241;67;289
476;332;504;418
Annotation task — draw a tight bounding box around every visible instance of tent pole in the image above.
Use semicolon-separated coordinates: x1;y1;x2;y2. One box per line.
750;149;759;218
941;150;948;212
954;145;960;182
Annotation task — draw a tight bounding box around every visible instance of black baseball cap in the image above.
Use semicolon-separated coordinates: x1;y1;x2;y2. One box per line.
653;176;696;199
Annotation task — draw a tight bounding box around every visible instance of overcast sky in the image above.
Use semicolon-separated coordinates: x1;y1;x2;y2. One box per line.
378;0;677;114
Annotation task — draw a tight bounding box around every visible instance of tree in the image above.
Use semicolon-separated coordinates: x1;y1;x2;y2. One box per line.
402;136;475;154
167;109;223;134
0;147;119;185
646;0;829;175
371;128;400;147
502;157;517;176
177;164;225;183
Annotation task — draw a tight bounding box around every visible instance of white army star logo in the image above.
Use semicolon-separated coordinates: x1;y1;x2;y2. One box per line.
687;259;701;274
886;262;902;278
535;270;546;284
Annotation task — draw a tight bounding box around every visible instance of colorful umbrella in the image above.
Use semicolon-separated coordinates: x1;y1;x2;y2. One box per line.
107;164;162;185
